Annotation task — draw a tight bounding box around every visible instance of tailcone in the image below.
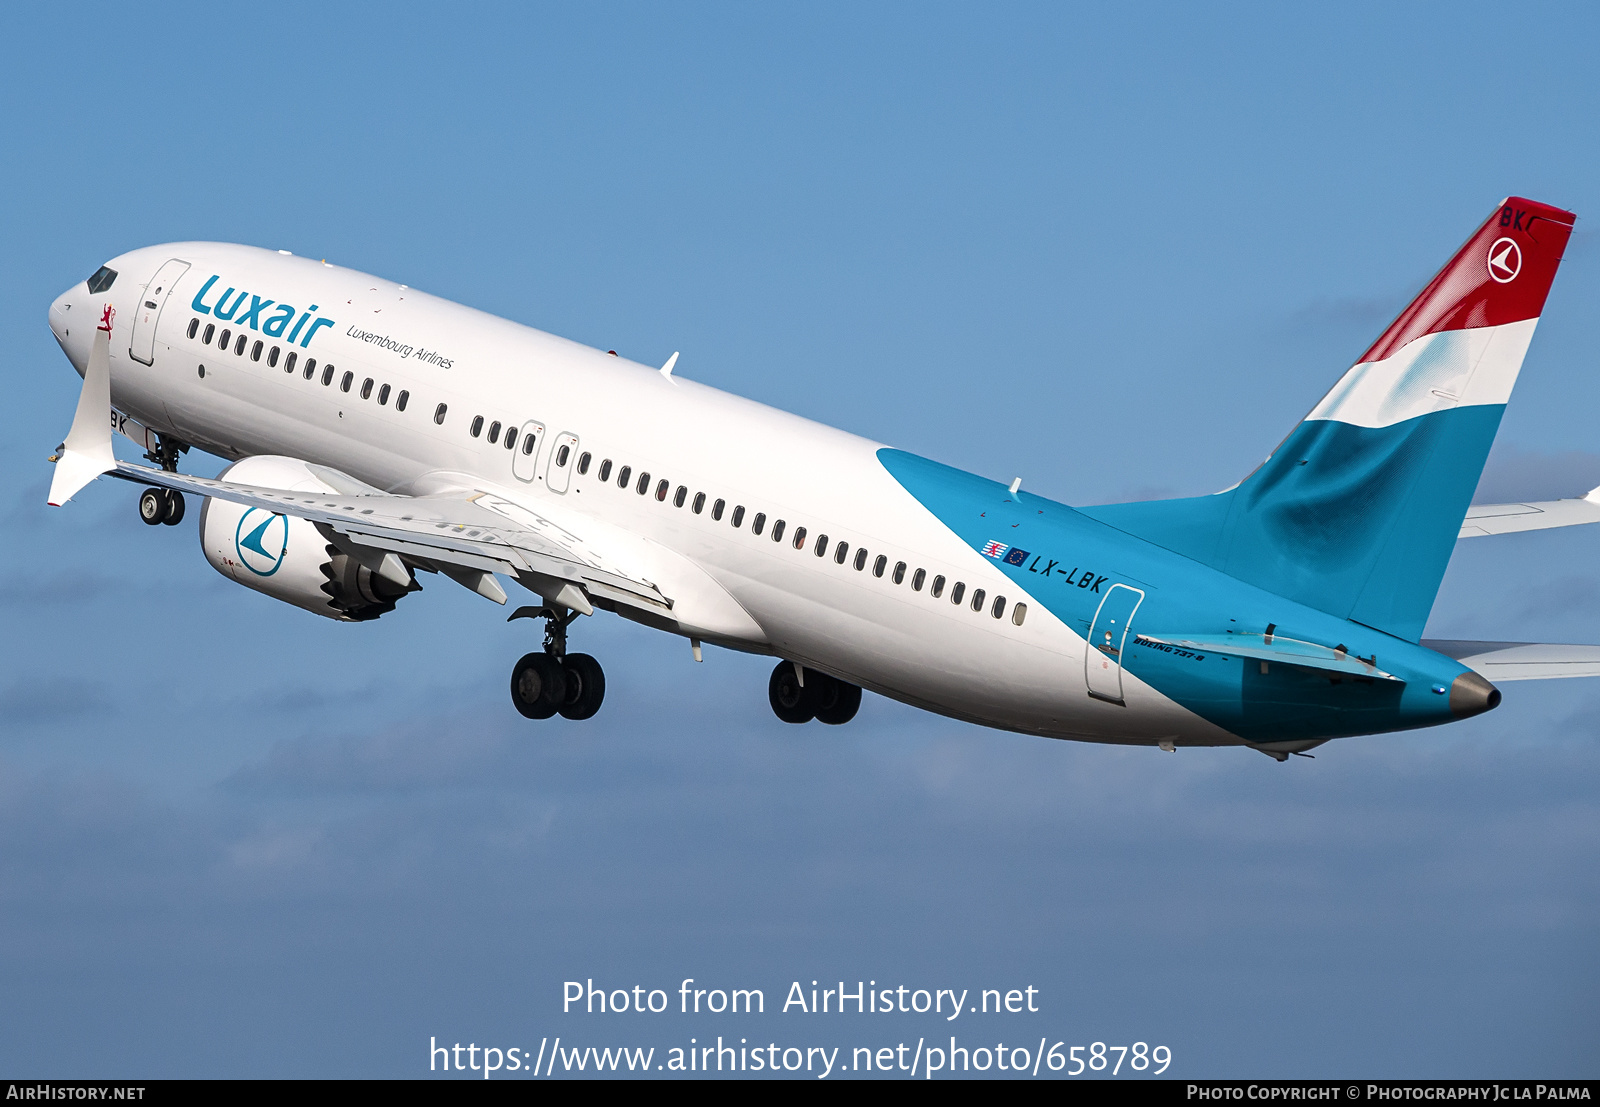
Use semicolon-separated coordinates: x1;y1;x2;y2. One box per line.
1449;671;1501;719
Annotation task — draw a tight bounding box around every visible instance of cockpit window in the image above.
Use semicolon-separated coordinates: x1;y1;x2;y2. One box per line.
85;266;117;294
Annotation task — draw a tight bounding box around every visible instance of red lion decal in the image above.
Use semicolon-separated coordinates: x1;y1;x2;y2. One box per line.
98;303;115;332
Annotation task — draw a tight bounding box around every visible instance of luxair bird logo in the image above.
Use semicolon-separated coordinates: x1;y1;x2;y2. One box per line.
234;509;289;577
1487;237;1522;283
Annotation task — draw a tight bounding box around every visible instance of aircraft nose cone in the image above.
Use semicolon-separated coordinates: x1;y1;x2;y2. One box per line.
49;286;76;341
1449;671;1502;718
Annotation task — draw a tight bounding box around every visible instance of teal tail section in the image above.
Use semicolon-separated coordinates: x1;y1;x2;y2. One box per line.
1081;198;1575;643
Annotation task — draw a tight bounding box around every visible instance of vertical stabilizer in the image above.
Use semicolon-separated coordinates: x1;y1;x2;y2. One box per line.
1084;198;1575;641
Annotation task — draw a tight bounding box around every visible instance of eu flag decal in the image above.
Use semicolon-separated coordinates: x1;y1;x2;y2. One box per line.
982;541;1008;559
1003;547;1029;566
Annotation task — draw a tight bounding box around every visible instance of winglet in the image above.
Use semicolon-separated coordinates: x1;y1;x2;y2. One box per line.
48;306;117;507
660;351;679;379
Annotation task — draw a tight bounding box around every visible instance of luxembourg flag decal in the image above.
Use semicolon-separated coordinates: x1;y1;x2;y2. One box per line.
982;540;1009;559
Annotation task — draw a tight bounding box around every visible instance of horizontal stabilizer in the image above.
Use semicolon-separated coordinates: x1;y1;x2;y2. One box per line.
1422;640;1600;681
1458;487;1600;537
1137;633;1402;681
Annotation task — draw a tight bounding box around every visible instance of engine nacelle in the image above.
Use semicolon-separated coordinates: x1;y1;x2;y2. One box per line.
199;456;416;621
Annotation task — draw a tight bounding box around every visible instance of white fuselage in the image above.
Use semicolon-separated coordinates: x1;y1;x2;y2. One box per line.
50;243;1236;746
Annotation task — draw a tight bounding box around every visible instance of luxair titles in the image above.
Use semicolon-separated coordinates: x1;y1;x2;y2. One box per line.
188;273;453;368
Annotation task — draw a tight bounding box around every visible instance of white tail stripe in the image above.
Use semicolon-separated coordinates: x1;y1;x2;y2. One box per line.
1306;317;1537;429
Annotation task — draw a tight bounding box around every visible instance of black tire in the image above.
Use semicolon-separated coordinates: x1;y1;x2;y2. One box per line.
138;488;165;525
511;652;567;720
814;679;862;725
768;661;814;724
559;653;606;721
161;490;186;526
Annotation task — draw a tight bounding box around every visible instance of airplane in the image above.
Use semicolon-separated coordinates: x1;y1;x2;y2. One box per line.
43;197;1600;760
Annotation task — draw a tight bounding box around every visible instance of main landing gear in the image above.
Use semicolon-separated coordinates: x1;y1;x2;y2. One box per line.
508;605;606;721
137;486;185;526
137;434;187;526
768;661;862;725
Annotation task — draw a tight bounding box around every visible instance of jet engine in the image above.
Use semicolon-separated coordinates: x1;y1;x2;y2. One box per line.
198;455;417;621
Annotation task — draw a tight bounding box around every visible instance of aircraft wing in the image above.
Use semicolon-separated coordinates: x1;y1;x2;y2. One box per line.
1422;640;1600;681
108;460;672;618
1458;488;1600;537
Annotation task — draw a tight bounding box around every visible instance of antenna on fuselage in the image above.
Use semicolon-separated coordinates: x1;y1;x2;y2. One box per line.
660;351;680;380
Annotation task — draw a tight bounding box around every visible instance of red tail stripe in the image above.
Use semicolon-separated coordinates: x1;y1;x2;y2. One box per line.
1359;197;1575;365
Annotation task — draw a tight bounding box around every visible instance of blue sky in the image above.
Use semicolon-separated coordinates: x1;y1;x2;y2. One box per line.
1;1;1597;1078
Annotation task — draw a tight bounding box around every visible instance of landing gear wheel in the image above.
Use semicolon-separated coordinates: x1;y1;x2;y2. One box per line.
813;677;862;725
511;652;568;720
138;488;166;526
768;661;814;724
161;490;185;526
559;653;606;721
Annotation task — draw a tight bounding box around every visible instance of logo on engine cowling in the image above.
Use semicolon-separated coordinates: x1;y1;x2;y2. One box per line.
235;509;289;577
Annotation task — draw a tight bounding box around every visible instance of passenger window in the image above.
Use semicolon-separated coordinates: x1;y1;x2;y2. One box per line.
285;352;297;375
873;555;887;578
340;371;354;392
378;384;390;405
187;319;199;339
637;472;651;495
893;561;906;584
1011;602;1027;626
931;575;945;598
488;421;501;444
617;465;631;488
912;568;926;591
520;432;534;454
771;519;785;542
712;499;725;521
218;328;231;349
396;390;409;411
692;491;705;513
853;548;867;571
433;403;448;425
991;595;1006;619
834;541;848;565
361;378;374;399
970;587;985;612
814;534;828;556
85;266;118;294
234;333;247;355
203;323;215;344
322;364;335;386
303;357;316;380
673;485;686;507
577;452;591;475
951;582;966;605
251;340;263;362
752;513;766;535
598;459;612;482
557;445;571;468
792;526;806;549
731;506;745;528
655;479;669;501
504;428;518;450
269;346;281;369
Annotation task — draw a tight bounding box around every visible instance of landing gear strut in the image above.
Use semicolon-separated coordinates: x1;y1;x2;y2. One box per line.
508;605;606;721
768;661;862;725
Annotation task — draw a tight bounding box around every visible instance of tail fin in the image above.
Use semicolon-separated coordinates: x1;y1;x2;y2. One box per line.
1085;198;1575;641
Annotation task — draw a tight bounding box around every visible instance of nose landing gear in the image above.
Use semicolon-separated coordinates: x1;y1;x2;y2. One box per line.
768;661;862;725
508;605;606;721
